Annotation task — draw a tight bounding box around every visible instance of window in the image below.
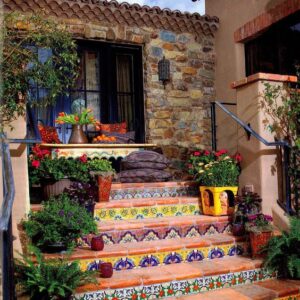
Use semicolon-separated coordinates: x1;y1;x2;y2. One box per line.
33;41;145;143
245;11;300;76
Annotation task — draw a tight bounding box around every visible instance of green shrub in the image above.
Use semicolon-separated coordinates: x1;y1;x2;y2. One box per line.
15;246;96;300
23;194;98;250
263;217;300;279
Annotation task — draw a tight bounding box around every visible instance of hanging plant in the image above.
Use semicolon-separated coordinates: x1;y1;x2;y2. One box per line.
0;12;79;131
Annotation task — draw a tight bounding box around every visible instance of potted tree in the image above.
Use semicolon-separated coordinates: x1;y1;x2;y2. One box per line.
23;194;98;253
245;213;273;258
15;246;96;300
188;149;242;216
88;159;115;202
28;146;91;199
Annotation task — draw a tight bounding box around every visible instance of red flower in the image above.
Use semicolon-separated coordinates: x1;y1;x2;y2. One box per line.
204;150;210;156
58;112;65;117
31;160;40;168
141;293;147;299
79;154;88;163
41;149;50;156
215;149;228;157
167;289;174;295
74;115;80;122
234;152;242;163
131;295;138;300
194;151;200;156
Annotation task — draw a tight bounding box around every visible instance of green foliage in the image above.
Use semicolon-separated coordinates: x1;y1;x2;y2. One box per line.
88;159;115;174
263;217;300;279
55;109;98;125
245;213;273;234
23;194;98;250
1;12;78;130
15;246;96;300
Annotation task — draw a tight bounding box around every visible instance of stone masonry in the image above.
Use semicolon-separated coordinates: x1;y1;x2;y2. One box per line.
4;0;218;177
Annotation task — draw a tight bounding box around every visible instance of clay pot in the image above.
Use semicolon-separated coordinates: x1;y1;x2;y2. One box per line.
232;223;245;236
98;174;112;202
91;236;104;251
68;125;88;144
100;262;113;278
249;231;272;258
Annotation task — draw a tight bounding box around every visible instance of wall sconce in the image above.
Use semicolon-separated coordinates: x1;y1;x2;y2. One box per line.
158;56;170;88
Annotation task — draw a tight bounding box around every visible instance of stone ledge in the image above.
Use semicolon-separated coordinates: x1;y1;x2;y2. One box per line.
231;73;298;89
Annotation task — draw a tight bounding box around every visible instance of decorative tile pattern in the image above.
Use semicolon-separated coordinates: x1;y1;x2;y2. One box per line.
94;204;201;221
276;294;300;300
110;185;199;200
78;242;248;271
76;268;276;300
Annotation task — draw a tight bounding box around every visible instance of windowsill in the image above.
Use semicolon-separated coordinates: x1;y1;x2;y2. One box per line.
231;72;297;89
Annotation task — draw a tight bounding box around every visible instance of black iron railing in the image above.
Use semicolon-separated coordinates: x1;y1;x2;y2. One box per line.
1;104;41;299
211;101;295;215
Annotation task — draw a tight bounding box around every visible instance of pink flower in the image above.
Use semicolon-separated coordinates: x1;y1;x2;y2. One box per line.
264;215;273;221
248;214;257;221
188;164;193;169
194;151;200;156
31;160;40;168
79;154;88;163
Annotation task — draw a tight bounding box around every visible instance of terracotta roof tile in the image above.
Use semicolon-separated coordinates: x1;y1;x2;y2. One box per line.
3;0;219;37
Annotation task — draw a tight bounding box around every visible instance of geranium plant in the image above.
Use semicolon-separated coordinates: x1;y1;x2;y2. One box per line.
88;159;115;176
188;149;242;186
55;108;99;125
245;213;273;234
28;145;91;185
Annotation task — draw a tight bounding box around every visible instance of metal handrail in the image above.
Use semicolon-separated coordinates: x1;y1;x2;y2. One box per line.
213;101;293;215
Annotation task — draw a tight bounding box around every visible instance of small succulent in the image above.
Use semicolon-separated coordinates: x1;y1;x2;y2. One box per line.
235;192;262;216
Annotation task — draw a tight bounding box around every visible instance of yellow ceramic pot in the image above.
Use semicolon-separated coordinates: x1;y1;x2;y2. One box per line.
200;186;238;216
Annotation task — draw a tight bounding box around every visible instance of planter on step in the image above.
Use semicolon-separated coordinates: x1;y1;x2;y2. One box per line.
100;262;113;278
98;174;113;202
91;236;104;251
249;231;272;258
42;178;72;199
200;186;238;216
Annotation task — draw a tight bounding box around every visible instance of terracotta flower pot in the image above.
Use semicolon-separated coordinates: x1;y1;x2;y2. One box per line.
249;231;272;258
232;223;245;236
68;125;88;144
42;178;72;200
100;262;113;278
98;174;112;202
91;236;104;251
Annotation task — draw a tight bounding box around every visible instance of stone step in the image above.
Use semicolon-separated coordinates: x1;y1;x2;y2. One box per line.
45;234;248;271
82;215;232;245
74;256;275;300
110;181;198;200
169;279;300;300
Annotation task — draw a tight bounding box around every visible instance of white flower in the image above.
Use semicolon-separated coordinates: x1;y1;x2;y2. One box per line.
198;162;204;166
199;170;205;173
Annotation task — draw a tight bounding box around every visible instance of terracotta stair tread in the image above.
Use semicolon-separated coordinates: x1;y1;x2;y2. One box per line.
76;256;264;293
172;279;300;299
98;215;232;231
111;181;197;190
45;234;245;260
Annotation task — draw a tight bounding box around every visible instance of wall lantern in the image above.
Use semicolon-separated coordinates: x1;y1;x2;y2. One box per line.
158;56;170;88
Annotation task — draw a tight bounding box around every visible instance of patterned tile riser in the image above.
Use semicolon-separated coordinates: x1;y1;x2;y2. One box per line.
110;186;199;200
79;242;249;272
276;295;300;300
94;204;201;221
75;268;276;300
80;223;233;246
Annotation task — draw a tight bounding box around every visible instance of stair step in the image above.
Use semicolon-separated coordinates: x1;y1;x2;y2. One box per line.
75;256;275;300
171;279;300;300
110;181;198;200
81;215;232;245
46;234;248;271
94;197;201;221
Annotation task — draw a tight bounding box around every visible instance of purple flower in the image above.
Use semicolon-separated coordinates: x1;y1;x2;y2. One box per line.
58;210;64;217
248;214;257;221
264;214;273;221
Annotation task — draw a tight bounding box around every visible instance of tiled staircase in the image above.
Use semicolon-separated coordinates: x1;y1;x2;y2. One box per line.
32;182;300;300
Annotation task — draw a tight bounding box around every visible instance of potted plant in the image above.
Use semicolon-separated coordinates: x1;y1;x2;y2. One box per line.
232;192;262;236
15;246;96;300
88;159;115;202
55;108;99;144
28;146;91;198
64;181;98;216
188;149;242;216
245;213;273;258
262;217;300;279
23;194;98;252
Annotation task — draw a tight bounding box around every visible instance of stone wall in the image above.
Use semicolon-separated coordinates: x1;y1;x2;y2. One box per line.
64;20;216;176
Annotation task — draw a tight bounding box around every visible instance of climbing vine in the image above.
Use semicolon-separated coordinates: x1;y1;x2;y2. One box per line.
0;12;79;131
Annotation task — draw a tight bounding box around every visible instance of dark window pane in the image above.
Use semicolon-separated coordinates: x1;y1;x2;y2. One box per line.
85;51;100;91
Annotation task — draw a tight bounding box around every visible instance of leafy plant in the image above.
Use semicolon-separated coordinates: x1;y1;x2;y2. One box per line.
23;194;98;250
55;108;99;125
245;213;273;234
88;158;115;176
28;146;91;185
188;149;241;186
1;12;78;131
235;192;262;216
15;246;96;300
262;217;300;279
64;181;98;207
